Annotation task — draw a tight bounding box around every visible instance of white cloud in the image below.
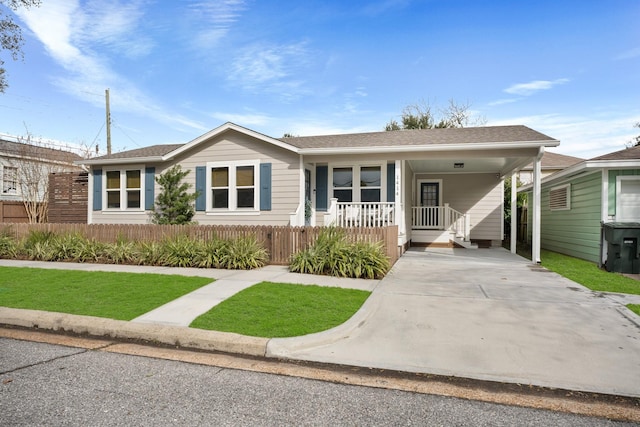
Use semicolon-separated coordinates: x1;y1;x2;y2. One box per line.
16;0;204;132
209;112;271;126
504;78;569;96
487;98;519;107
614;47;640;60
188;0;246;49
488;112;640;159
228;42;311;99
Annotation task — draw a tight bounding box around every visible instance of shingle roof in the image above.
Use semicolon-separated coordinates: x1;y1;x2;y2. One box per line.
521;151;584;171
91;144;185;161
280;125;556;149
591;144;640;161
86;125;557;162
0;138;83;163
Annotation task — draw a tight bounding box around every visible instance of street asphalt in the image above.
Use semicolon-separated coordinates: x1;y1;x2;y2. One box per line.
1;247;639;398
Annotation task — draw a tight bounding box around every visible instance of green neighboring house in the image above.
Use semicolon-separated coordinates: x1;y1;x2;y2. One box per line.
520;145;640;263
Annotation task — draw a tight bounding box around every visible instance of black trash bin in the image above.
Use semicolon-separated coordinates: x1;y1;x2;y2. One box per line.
603;222;640;274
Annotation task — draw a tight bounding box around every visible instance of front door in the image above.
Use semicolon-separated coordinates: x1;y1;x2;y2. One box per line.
420;182;440;227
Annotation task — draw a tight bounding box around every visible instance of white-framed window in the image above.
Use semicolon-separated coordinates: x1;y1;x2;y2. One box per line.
2;166;17;194
104;167;144;211
549;184;570;211
206;160;259;211
616;175;640;221
331;163;384;203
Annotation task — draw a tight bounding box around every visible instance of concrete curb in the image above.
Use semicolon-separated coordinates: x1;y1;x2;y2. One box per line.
0;307;268;357
266;289;383;357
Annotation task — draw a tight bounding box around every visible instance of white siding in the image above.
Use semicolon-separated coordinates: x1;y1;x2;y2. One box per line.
414;173;503;241
92;130;301;225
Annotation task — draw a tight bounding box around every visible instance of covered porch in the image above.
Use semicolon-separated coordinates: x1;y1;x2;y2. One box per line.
309;147;550;262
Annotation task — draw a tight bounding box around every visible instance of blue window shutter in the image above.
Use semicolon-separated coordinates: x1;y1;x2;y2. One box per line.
316;165;328;211
387;163;395;203
260;163;272;211
195;166;206;211
92;169;102;211
144;167;155;210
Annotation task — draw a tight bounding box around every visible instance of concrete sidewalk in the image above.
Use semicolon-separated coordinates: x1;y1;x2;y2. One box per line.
1;251;640;398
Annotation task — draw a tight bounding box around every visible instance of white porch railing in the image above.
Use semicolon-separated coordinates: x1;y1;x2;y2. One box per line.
411;203;470;241
324;200;396;227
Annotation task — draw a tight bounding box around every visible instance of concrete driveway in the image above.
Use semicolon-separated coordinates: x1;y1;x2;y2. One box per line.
268;247;640;397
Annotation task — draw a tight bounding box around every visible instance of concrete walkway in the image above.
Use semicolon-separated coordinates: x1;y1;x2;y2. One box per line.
2;250;640;398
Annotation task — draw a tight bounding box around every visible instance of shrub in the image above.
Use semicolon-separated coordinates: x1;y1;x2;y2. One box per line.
220;236;268;270
135;241;165;266
194;238;229;268
160;235;203;268
289;227;390;279
103;238;136;264
0;229;17;259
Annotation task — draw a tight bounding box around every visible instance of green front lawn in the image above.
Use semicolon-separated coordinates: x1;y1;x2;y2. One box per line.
541;250;640;296
0;267;212;320
627;304;640;316
190;282;371;338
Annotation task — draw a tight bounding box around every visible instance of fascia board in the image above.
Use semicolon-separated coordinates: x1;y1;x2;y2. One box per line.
298;140;559;155
518;158;640;192
75;156;164;166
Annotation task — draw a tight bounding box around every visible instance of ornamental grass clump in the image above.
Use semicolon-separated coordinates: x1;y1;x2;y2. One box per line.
1;229;270;270
220;236;269;270
289;227;390;279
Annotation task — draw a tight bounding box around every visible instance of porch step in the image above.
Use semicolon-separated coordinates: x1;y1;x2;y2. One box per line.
452;236;478;249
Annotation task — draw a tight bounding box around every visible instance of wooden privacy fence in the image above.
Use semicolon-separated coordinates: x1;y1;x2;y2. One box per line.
48;172;88;223
0;201;30;223
0;223;399;266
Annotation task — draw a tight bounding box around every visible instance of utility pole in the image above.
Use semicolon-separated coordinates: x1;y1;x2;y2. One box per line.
105;88;112;155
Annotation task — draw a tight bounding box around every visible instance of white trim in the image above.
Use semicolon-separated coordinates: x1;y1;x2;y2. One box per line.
298;140;559;155
519;158;640;192
205;159;260;213
616;175;640;221
102;164;146;212
415;179;443;207
549;183;571;211
601;169;609;223
328;162;387;203
532;147;544;263
510;172;516;254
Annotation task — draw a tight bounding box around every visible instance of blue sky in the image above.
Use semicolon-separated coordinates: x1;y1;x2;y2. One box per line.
1;0;639;159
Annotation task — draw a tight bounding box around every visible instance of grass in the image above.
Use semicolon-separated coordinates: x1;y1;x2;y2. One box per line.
541;250;640;296
0;267;212;320
190;281;371;338
628;305;640;316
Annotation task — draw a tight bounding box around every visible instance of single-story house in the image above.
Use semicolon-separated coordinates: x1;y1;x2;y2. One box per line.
78;122;560;261
517;151;583;185
519;144;640;264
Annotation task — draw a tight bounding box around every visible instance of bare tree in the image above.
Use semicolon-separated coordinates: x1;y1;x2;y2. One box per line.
385;99;486;131
8;132;80;222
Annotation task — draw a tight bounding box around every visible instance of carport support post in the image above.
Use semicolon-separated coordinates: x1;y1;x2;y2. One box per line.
510;171;517;254
531;147;544;264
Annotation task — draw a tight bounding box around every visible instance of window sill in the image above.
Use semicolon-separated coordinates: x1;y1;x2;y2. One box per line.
205;210;260;216
100;210;148;215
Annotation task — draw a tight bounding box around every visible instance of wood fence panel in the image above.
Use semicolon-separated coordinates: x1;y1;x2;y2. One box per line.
0;201;30;223
0;223;399;266
48;172;88;223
